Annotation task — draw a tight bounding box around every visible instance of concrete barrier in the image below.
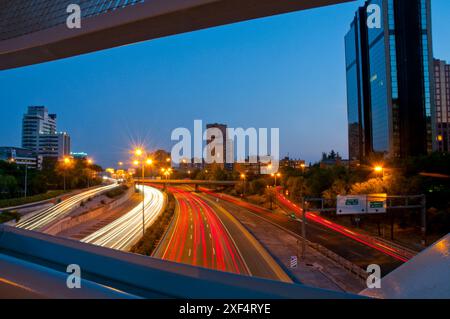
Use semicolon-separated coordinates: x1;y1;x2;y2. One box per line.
0;225;357;299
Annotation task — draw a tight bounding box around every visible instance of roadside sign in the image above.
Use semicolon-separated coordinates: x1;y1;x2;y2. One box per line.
290;256;298;269
367;194;387;213
337;194;387;215
337;195;367;215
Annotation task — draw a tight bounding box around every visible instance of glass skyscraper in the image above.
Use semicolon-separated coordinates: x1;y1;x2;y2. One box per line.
345;0;435;161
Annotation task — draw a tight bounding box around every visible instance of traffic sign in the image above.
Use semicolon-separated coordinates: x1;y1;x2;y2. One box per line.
290;256;298;269
337;195;367;215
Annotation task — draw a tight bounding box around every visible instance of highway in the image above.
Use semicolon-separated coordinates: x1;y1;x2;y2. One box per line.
15;182;119;231
81;185;165;251
200;188;404;275
155;187;291;283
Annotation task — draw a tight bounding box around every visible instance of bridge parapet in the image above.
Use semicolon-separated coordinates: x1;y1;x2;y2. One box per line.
0;225;354;299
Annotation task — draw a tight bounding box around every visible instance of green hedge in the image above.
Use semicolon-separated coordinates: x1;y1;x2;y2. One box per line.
105;185;129;199
130;193;175;256
0;190;67;209
0;211;21;224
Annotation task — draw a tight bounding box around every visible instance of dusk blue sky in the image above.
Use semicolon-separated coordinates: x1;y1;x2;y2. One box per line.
1;0;449;167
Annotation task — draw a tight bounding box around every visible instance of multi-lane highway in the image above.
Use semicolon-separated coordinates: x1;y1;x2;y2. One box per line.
15;182;119;231
81;185;165;251
200;188;404;275
154;187;291;283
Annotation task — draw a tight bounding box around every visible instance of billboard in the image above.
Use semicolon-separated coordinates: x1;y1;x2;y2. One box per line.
337;194;387;215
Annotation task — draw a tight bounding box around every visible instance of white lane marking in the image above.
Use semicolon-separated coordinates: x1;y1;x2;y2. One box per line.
213;248;216;256
190;234;193;240
188;249;192;257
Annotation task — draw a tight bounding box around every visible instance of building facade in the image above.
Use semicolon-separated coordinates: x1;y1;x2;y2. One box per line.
38;132;71;158
434;59;450;152
22;106;70;159
345;0;435;161
22;106;57;151
0;147;42;169
205;123;233;170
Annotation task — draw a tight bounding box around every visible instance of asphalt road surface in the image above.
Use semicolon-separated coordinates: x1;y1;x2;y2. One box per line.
154;187;291;283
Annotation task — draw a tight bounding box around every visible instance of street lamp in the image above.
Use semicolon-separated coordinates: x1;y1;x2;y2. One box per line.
374;165;384;178
63;157;72;191
86;158;93;188
271;172;281;187
10;158;28;198
240;173;246;197
133;147;153;236
300;163;306;173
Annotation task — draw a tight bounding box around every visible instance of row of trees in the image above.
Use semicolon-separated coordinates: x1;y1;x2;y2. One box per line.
0;158;104;200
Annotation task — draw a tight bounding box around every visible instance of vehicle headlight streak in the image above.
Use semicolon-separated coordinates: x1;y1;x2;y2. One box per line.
81;185;165;251
16;182;119;231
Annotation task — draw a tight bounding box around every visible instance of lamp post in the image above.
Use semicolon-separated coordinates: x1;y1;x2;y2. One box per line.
271;172;281;187
9;158;27;198
134;148;153;236
374;165;384;178
240;173;246;197
86;158;93;188
300;163;306;174
63;157;72;191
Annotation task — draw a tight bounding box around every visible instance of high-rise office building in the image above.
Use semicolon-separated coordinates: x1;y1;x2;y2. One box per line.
38;132;71;158
21;106;70;159
345;0;435;161
434;59;450;152
22;106;57;151
205;123;233;170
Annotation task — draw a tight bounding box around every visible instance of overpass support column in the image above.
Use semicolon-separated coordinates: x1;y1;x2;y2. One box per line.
195;184;199;192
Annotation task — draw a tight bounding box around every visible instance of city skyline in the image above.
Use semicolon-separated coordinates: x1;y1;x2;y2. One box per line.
0;0;449;168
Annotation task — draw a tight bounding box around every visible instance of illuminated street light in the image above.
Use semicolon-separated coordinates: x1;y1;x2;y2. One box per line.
271;172;281;187
131;147;152;236
86;158;94;188
135;148;143;157
374;165;384;178
240;173;246;196
62;157;73;191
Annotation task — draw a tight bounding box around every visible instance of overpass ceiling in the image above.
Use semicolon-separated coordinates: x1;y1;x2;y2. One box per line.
0;0;352;70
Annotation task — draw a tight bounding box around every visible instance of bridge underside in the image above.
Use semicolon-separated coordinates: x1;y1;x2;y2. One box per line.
0;0;351;70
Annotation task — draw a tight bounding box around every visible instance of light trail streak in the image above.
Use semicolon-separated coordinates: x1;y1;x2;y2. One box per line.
81;185;165;251
201;188;412;263
160;188;248;275
16;182;119;231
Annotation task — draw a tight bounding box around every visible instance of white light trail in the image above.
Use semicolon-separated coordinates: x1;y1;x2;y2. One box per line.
16;182;119;231
81;185;165;251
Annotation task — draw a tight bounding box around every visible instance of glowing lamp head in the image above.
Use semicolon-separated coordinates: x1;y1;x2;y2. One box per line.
146;159;153;165
133;160;140;166
374;166;383;173
135;148;143;157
